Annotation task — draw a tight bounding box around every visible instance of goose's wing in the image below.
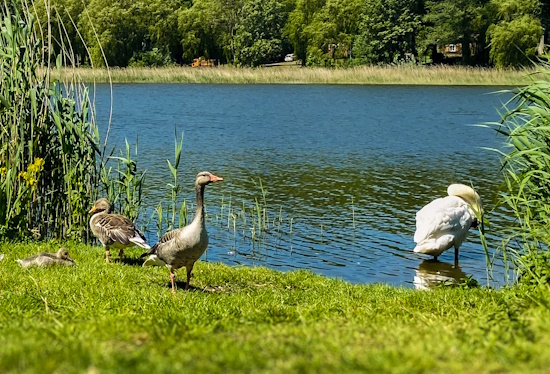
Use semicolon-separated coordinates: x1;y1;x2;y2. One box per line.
141;226;182;257
93;213;149;247
414;196;474;253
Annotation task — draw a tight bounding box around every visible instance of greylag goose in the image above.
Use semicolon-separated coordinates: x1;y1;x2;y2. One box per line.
414;184;482;262
142;171;223;292
89;198;150;262
17;247;75;268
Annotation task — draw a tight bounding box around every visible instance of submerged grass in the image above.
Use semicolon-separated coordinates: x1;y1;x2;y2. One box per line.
2;242;550;373
55;65;535;86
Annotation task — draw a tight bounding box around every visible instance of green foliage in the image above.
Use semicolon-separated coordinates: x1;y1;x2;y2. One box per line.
234;0;285;66
285;0;327;65
99;140;145;223
30;0;88;65
486;68;550;285
79;0;149;67
16;0;550;68
178;0;220;62
424;0;491;64
0;3;99;240
302;0;362;65
129;47;175;67
493;0;541;21
487;0;543;68
353;0;423;64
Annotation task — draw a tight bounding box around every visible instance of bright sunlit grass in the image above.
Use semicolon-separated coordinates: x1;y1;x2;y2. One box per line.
54;65;535;86
1;242;550;373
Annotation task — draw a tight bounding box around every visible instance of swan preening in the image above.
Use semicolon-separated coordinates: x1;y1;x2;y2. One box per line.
414;184;482;262
142;171;223;292
89;198;150;263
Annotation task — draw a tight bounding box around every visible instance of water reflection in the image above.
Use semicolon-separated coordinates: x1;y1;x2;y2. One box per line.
413;259;469;290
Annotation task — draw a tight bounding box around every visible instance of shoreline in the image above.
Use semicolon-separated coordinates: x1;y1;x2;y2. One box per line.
52;65;536;86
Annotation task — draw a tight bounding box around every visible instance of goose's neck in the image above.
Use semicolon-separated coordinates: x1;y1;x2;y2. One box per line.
194;184;206;225
90;211;106;223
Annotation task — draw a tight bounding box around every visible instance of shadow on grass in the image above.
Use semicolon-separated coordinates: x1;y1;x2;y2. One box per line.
117;257;144;266
168;280;231;294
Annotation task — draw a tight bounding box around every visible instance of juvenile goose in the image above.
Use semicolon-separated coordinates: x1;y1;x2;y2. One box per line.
17;247;75;268
89;198;150;262
414;184;482;262
142;171;223;292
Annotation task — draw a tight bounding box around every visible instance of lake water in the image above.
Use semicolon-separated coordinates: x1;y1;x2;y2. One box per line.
92;83;513;288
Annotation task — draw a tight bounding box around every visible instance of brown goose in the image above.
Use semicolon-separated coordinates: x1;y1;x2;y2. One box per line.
89;198;150;262
17;247;75;268
142;171;223;292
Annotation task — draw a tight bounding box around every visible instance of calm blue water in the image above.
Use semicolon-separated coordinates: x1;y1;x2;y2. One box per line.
91;83;513;288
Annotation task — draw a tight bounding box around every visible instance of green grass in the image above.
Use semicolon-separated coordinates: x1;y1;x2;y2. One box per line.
2;242;550;373
55;65;535;86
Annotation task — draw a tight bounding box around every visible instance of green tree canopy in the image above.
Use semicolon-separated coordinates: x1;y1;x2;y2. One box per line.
353;0;423;64
424;0;490;64
285;0;327;66
487;0;542;67
79;0;149;67
234;0;286;66
303;0;362;65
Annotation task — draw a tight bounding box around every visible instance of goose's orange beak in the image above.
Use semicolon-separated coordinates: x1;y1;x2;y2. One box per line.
210;174;223;183
88;205;97;214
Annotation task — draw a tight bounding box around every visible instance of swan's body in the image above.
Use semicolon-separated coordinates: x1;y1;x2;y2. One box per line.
17;248;75;268
414;184;482;261
89;198;150;262
142;171;223;292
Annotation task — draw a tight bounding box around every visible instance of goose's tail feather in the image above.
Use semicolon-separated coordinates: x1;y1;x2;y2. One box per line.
142;254;166;267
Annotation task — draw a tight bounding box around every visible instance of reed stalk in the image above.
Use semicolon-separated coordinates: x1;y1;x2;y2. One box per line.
484;63;550;286
0;2;99;240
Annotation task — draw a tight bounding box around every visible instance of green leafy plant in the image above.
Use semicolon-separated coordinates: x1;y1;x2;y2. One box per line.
485;65;550;286
0;3;99;240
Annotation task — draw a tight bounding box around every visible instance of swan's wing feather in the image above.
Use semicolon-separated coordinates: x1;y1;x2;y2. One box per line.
414;196;474;250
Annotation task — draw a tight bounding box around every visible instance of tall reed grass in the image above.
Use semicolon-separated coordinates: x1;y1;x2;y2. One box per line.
485;64;550;286
0;3;99;240
55;65;534;86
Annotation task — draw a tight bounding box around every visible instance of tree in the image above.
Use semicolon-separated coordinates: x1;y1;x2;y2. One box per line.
424;0;490;65
285;0;327;66
79;0;149;66
234;0;286;66
144;0;189;65
487;0;542;67
353;0;424;64
31;0;89;65
303;0;362;65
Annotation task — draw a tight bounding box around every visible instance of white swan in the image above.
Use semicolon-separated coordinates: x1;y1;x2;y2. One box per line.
413;184;482;262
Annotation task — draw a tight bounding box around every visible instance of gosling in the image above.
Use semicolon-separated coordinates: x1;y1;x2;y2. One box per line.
17;248;75;268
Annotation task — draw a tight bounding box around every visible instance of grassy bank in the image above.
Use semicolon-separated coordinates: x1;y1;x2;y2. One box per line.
1;242;550;373
56;65;536;86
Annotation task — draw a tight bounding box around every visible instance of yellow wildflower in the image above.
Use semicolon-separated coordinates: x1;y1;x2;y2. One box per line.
19;171;28;181
34;157;45;171
0;167;6;175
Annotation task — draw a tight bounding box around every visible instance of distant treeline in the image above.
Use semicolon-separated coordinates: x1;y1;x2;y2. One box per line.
29;0;549;68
